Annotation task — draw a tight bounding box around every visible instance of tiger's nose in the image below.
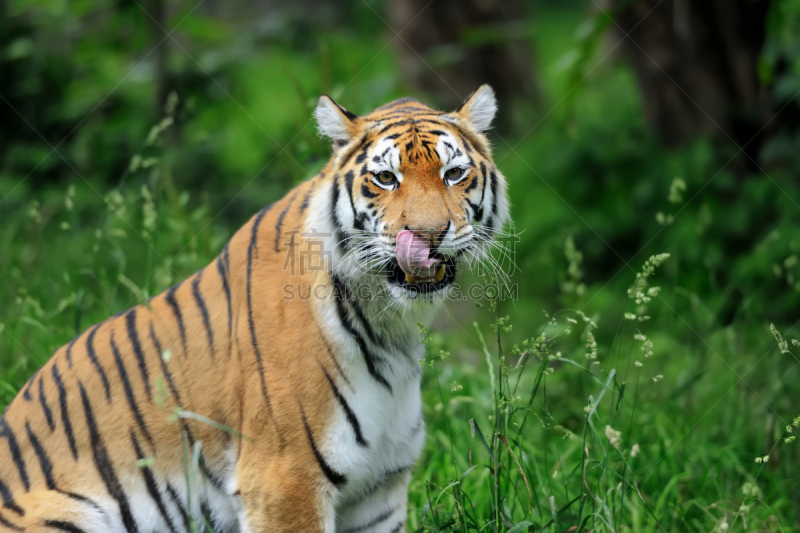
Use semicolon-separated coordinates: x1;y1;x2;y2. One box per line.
404;221;450;251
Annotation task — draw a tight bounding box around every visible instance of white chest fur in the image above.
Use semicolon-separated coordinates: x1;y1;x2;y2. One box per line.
313;294;429;530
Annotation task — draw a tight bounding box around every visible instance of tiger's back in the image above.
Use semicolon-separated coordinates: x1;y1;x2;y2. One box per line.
0;85;508;532
0;174;331;531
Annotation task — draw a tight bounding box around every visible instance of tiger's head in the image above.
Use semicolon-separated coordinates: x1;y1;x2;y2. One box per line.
308;85;509;306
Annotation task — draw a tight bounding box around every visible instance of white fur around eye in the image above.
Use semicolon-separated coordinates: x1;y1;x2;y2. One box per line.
366;137;404;183
436;133;470;184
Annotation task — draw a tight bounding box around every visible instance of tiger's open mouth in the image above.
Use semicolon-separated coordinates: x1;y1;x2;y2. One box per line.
385;254;456;294
387;229;457;295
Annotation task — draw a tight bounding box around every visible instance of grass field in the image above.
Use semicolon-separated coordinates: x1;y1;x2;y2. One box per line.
1;3;799;531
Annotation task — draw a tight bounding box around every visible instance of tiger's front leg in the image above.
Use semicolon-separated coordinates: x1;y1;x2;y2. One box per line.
232;373;340;533
236;463;336;533
235;447;337;533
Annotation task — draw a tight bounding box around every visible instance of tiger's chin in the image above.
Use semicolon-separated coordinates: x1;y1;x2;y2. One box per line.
384;255;457;302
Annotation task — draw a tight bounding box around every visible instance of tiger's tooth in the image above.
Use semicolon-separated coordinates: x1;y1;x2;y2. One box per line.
434;266;445;282
405;273;416;283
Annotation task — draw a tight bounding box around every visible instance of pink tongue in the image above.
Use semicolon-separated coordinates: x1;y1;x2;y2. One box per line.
396;230;441;278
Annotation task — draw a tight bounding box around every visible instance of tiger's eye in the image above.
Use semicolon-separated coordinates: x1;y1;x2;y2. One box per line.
445;167;464;180
377;170;396;184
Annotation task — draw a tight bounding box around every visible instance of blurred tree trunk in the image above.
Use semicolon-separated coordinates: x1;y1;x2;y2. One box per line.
390;0;540;126
610;0;772;156
145;0;171;118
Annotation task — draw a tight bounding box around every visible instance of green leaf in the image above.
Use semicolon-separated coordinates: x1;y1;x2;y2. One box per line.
19;316;49;334
469;418;494;461
499;434;533;512
507;521;533;533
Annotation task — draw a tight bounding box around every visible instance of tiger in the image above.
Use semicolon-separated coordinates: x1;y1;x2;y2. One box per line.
0;84;509;532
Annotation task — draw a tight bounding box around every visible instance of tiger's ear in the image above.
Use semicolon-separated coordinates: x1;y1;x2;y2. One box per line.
315;95;359;150
455;85;497;133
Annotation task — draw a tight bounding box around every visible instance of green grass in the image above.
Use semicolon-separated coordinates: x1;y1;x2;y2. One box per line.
2;2;800;531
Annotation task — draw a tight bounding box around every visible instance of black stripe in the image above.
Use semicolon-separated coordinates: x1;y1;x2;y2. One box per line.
435;221;450;249
413;118;447;127
321;367;367;447
465;173;479;192
361;182;378;199
342;464;412;508
198;455;226;493
25;422;56;489
201;501;212;532
341;508;396;533
350;298;384;346
344;172;370;233
85;324;112;402
201;500;221;533
301;409;345;488
465;199;482;222
22;371;37;402
215;247;233;337
333;100;357;120
377;120;415;135
322;339;352;389
330;175;348;252
0;420;29;491
474;162;489;222
374;111;441;122
332;289;391;392
43;520;86;533
299;187;314;214
461;126;490;159
110;333;153;447
191;271;215;356
57;490;103;512
148;323;182;406
65;336;78;369
340;137;370;168
247;206;278;422
37;375;55;431
333;276;381;349
164;284;187;355
484;170;497;233
0;515;22;531
125;309;152;402
78;382;139;533
153;333;202;455
0;478;23;516
489;170;498;216
166;483;192;532
459;134;473;153
51;364;78;461
274;192;298;253
131;432;178;533
390;521;405;533
344;171;360;232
